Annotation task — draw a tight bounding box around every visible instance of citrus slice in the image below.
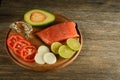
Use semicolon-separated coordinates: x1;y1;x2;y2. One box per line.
66;38;80;51
51;42;62;54
58;45;75;58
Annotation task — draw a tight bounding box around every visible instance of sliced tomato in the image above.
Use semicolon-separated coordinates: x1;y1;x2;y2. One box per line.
7;34;24;49
7;34;37;63
20;45;37;62
13;40;31;57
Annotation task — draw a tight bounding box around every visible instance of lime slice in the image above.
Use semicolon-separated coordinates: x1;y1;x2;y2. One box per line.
58;45;75;58
43;52;57;64
51;42;62;54
66;38;80;51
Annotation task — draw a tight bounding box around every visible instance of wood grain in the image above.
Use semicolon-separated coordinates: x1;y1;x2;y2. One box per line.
0;0;120;80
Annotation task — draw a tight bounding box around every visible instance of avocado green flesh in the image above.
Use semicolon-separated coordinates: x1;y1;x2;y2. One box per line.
24;9;55;27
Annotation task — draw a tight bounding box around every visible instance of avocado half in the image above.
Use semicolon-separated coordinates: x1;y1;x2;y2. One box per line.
24;9;55;27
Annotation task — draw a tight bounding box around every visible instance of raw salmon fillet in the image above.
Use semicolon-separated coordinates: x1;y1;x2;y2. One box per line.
36;22;79;45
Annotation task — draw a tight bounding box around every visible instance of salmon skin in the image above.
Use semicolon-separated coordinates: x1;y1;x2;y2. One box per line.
36;22;79;45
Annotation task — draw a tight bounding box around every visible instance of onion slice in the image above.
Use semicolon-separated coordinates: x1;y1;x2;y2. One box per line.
43;52;57;64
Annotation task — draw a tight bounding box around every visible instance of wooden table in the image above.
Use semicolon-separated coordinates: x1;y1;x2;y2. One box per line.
0;0;120;80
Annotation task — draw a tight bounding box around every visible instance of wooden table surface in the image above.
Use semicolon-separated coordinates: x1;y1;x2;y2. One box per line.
0;0;120;80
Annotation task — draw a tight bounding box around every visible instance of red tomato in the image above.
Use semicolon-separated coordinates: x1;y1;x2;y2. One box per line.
7;34;24;49
13;40;31;57
20;45;37;62
7;34;37;62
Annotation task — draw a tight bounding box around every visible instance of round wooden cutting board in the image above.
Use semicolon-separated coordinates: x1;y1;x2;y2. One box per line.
5;14;83;71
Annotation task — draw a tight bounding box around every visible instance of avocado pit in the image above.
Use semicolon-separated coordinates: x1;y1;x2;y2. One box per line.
30;12;46;23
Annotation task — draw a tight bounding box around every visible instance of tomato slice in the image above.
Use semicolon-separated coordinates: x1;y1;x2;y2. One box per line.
20;45;37;62
13;40;31;57
7;34;37;63
7;34;24;49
